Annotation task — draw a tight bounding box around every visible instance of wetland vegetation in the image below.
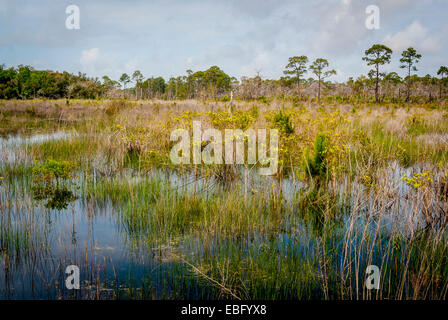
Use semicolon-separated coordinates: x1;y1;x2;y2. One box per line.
1;95;448;299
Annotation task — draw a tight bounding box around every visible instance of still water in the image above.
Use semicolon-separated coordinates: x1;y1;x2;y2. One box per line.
0;131;442;299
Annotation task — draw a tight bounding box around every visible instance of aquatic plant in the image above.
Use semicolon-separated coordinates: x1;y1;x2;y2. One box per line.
31;159;78;209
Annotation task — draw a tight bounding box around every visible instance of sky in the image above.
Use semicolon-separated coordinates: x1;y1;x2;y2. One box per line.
0;0;447;83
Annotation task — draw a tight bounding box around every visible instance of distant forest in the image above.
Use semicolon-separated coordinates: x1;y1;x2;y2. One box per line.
1;45;447;103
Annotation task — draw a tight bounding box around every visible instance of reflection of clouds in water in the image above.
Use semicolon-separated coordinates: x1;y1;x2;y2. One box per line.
1;131;73;146
0;131;75;163
95;246;116;251
1;131;447;299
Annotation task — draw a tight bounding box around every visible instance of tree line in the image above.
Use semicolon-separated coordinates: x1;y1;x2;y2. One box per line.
1;44;447;102
0;65;106;99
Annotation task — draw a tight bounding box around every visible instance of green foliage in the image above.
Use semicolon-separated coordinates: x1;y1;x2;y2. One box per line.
406;114;426;135
0;42;441;103
0;64;106;99
437;66;448;99
272;110;294;134
105;99;132;116
141;76;166;98
400;47;422;72
363;44;393;67
208;108;256;130
32;159;78;210
102;75;120;89
362;44;393;102
119;73;131;89
382;72;401;84
32;159;77;181
306;133;329;179
438;66;448;77
132;70;144;85
309;58;336;79
309;58;336;101
283;56;308;82
166;66;232;99
400;47;422;100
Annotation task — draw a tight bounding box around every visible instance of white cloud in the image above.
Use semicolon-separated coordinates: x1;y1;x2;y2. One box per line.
79;48;142;79
80;48;101;72
1;0;446;81
124;58;140;74
383;21;444;53
240;52;272;78
81;48;99;64
376;0;415;11
311;1;368;55
383;21;425;51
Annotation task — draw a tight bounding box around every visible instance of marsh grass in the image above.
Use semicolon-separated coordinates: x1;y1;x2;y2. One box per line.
1;99;448;299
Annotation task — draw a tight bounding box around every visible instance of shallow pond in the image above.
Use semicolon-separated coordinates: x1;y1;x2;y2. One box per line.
0;131;446;299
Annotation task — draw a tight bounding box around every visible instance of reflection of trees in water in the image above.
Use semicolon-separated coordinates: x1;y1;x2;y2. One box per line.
33;185;76;210
31;159;77;210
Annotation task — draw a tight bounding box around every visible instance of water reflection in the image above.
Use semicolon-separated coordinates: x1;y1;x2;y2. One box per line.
0;131;446;299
